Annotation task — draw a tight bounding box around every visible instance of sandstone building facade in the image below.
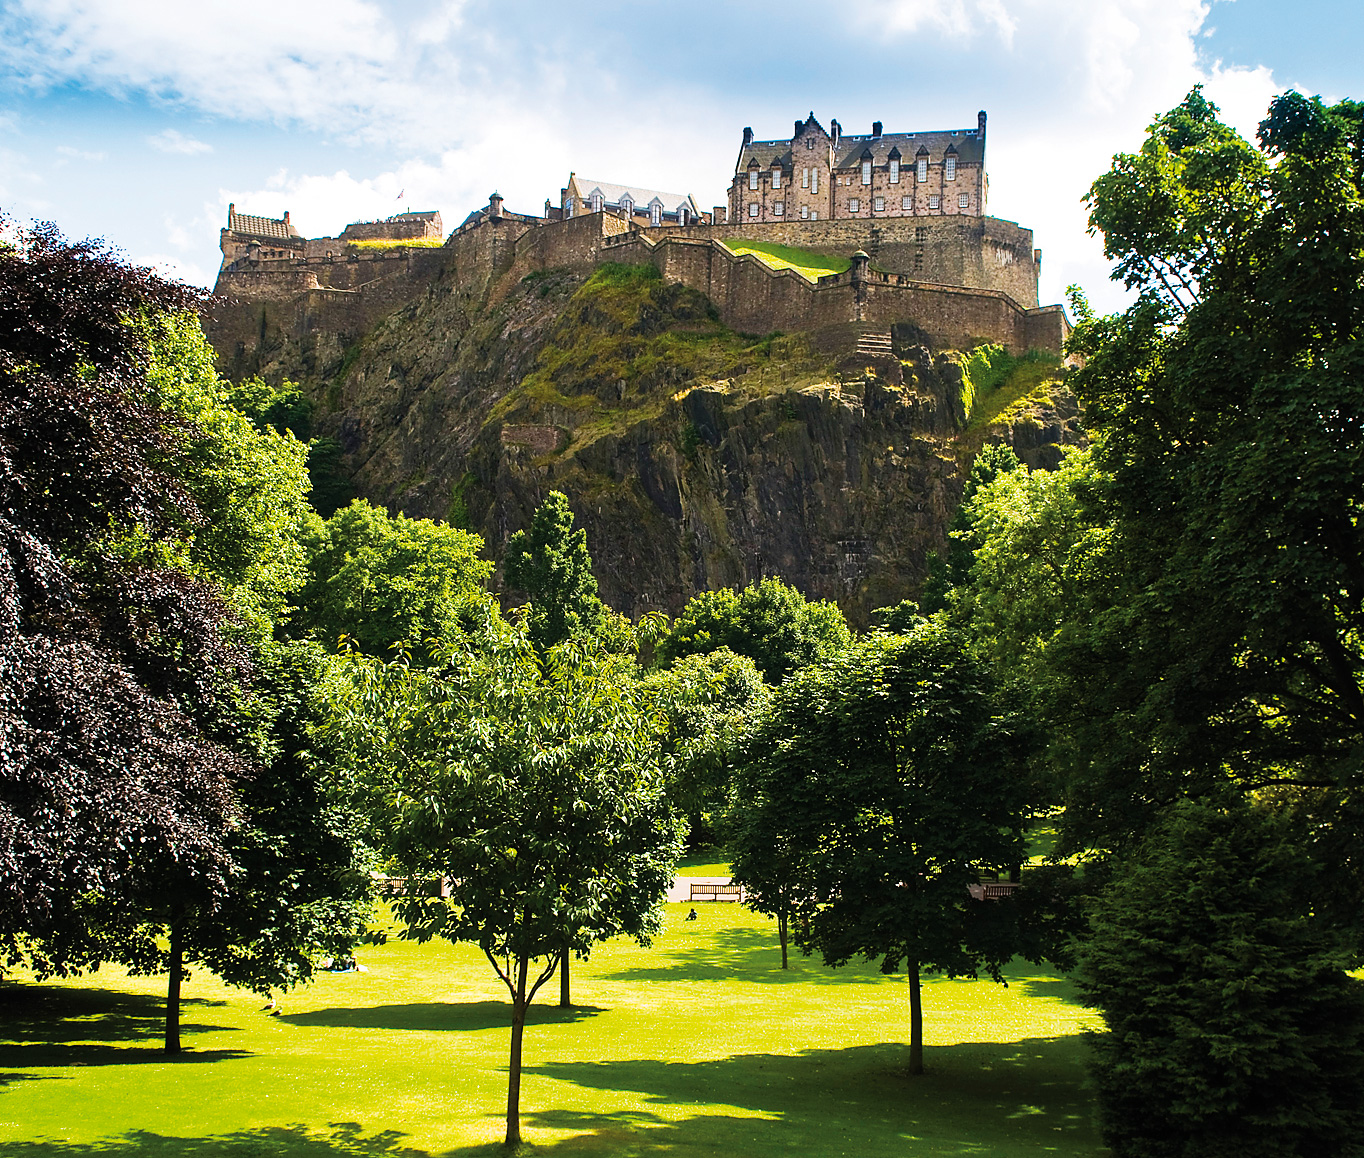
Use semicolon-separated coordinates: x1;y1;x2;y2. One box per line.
729;112;988;226
557;174;702;228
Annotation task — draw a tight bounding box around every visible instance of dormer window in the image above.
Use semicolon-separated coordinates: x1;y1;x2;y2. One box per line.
679;207;689;226
749;168;759;190
945;155;957;181
650;202;662;225
590;192;603;213
620;195;633;217
772;166;782;190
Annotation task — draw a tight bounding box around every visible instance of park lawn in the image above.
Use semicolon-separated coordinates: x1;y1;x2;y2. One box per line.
720;240;851;282
675;849;731;877
0;903;1105;1158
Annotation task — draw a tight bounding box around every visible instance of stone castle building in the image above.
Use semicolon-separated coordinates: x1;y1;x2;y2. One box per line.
218;206;442;271
729;112;987;225
557;174;703;228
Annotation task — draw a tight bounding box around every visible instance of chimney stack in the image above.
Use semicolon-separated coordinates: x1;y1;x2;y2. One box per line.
978;110;987;140
283;211;290;224
831;119;841;147
872;121;883;137
742;126;753;146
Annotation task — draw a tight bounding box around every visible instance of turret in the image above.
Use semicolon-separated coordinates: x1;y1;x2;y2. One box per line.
488;192;504;220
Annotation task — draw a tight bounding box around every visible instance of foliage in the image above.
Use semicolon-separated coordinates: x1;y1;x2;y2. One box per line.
292;499;493;660
643;647;771;846
729;625;1033;1070
503;490;605;651
328;621;684;1146
954;344;1014;423
721;239;851;282
1076;801;1364;1158
656;576;851;684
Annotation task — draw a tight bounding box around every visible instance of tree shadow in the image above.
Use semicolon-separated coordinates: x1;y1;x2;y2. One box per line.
0;982;249;1078
283;1001;604;1033
2;1122;439;1157
604;923;884;986
1013;973;1089;1008
516;1036;1101;1156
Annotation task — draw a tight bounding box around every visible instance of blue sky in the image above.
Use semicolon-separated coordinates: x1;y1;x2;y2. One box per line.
1;0;1359;313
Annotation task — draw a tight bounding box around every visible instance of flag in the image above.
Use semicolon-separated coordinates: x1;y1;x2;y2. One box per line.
396;189;405;201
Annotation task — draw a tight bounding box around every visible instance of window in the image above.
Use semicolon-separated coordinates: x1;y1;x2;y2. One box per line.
564;196;575;216
928;194;940;210
917;157;928;182
901;195;912;210
806;138;814;149
916;226;929;241
810;211;818;220
749;169;758;190
774;201;784;215
873;196;884;212
861;159;872;185
889;158;899;183
679;207;689;226
945;155;957;181
811;170;819;194
958;193;969;209
620;196;633;217
848;198;860;213
802;167;810;188
748;202;759;218
590;192;603;213
800;205;809;219
772;167;782;189
650;203;661;225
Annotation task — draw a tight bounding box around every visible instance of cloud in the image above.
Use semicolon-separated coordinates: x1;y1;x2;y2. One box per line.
56;144;106;161
852;0;1018;41
147;128;212;155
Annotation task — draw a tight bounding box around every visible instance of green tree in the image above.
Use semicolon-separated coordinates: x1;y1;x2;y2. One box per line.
729;624;1032;1071
1077;801;1364;1158
293;499;494;660
657;576;851;684
330;621;683;1147
503;490;605;650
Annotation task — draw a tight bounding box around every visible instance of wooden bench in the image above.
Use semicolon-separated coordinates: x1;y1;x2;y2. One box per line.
689;883;743;902
967;880;1021;901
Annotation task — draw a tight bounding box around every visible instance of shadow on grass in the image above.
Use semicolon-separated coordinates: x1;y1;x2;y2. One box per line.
3;1122;440;1158
604;924;883;986
284;1001;604;1033
514;1036;1100;1156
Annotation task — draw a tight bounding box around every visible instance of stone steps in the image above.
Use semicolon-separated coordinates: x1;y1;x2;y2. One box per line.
855;331;893;356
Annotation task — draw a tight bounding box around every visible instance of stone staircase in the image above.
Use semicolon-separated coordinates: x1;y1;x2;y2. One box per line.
854;330;893;358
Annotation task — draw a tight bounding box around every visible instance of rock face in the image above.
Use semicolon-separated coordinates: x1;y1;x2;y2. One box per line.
205;262;1082;627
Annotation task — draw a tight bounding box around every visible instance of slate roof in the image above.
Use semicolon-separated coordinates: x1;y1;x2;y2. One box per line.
227;209;302;241
735;126;984;173
571;177;699;216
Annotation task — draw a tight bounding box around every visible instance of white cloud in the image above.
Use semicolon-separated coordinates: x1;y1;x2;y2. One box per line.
136;251;214;288
853;0;1018;41
147;128;212;155
56;144;106;161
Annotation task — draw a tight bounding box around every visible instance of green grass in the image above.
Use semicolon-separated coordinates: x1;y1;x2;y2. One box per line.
676;849;732;876
0;905;1104;1157
347;237;446;251
720;240;851;282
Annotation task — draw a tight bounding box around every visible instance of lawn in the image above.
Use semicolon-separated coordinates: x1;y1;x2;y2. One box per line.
720;240;851;282
1;904;1105;1157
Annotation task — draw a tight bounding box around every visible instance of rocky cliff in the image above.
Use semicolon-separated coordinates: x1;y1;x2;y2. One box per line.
205;260;1081;626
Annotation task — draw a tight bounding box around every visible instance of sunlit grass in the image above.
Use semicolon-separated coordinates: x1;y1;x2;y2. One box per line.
347;237;446;251
721;240;851;282
1;904;1103;1157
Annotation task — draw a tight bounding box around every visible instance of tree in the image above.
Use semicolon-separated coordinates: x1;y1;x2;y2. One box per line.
656;576;851;684
729;624;1032;1071
643;647;771;847
503;490;604;650
1076;801;1364;1158
293;498;494;660
330;620;683;1147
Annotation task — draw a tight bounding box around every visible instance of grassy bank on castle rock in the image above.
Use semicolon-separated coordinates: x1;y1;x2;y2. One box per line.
2;903;1102;1157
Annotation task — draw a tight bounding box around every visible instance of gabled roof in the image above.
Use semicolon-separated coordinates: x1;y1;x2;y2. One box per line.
227;209;302;241
569;177;699;216
833;129;982;169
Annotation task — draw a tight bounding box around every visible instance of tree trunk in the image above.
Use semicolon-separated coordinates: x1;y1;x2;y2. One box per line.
559;942;571;1008
505;955;529;1148
778;908;789;970
165;919;183;1054
908;959;923;1075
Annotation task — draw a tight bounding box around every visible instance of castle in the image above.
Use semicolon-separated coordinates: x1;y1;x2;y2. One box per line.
213;110;1066;357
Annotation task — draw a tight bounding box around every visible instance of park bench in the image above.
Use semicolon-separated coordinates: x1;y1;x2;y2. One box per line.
967;880;1021;901
689;882;743;902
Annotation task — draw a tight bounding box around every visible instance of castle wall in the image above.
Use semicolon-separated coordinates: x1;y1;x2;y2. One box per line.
639;217;1039;309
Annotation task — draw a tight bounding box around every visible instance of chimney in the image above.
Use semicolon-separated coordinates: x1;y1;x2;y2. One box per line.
872;121;883;138
713;205;727;224
227;202;235;221
978;110;987;140
283;211;290;224
489;191;504;219
831;119;841;147
742;126;753;147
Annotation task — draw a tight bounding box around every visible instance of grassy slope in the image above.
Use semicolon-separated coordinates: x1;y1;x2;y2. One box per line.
2;905;1103;1158
720;240;851;282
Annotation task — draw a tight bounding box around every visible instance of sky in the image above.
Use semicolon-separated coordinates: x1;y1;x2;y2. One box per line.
0;0;1359;313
